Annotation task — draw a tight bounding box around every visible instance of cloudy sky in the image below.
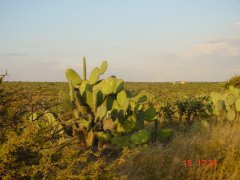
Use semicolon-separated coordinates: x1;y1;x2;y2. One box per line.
1;0;240;82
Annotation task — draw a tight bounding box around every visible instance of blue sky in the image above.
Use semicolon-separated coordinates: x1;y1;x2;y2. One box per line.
1;0;240;82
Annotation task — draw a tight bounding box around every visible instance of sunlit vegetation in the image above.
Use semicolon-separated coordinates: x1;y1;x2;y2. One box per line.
1;63;239;179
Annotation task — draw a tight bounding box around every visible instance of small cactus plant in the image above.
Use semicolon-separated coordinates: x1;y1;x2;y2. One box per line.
65;58;157;148
210;86;240;122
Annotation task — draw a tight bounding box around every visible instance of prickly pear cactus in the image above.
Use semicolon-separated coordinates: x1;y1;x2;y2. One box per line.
210;86;240;122
65;57;157;149
130;130;150;145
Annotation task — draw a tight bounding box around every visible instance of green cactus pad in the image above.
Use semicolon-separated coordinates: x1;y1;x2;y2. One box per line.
96;90;104;107
225;93;236;106
65;69;82;85
102;77;116;95
117;90;127;107
112;99;119;110
89;67;100;85
137;104;143;111
111;136;131;148
96;104;107;120
228;85;240;96
124;117;136;133
136;112;145;130
79;80;89;96
85;90;93;109
114;110;124;122
103;118;115;131
116;122;125;133
99;61;108;74
111;109;119;120
121;99;129;113
86;130;94;147
132;91;148;103
130;130;150;145
210;92;222;103
74;91;85;106
157;128;173;141
227;109;236;121
216;99;224;111
114;79;124;94
236;98;240;112
106;95;115;110
130;101;136;111
144;107;157;121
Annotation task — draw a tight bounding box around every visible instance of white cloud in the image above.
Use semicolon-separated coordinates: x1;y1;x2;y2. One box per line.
181;36;240;59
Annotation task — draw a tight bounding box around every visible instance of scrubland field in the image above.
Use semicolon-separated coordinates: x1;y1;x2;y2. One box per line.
1;79;240;179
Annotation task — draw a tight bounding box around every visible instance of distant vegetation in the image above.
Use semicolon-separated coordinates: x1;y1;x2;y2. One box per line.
225;75;240;89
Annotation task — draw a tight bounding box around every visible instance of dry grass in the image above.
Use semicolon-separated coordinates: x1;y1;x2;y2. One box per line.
114;122;240;179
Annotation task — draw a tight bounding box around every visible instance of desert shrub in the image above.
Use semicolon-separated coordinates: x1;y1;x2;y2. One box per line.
0;75;120;179
225;75;240;89
0;76;65;179
156;96;212;128
114;122;240;179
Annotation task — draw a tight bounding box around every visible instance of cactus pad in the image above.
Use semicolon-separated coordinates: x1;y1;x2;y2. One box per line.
86;130;94;147
96;104;107;120
117;90;127;107
89;67;100;85
227;109;236;121
123;117;136;133
99;61;108;74
114;79;124;94
65;69;82;85
130;130;150;145
102;77;116;95
216;99;224;111
157;128;173;141
225;93;236;106
79;80;89;96
236;98;240;112
144;107;157;121
111;136;131;148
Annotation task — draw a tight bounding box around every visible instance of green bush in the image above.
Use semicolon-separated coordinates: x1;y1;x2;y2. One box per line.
225;75;240;89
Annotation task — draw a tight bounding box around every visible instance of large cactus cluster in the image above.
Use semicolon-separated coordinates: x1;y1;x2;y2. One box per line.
65;58;157;148
211;86;240;121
